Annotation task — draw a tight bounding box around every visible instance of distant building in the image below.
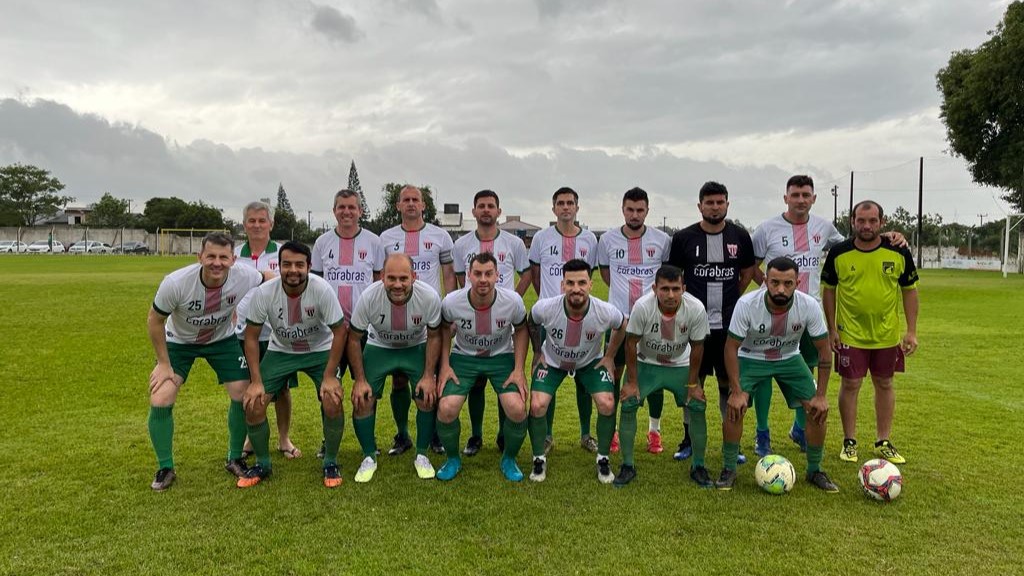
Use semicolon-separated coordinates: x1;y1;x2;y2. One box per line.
499;216;542;247
35;206;93;226
438;203;464;235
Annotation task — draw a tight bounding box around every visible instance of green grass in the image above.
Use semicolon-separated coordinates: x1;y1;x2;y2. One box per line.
0;257;1021;575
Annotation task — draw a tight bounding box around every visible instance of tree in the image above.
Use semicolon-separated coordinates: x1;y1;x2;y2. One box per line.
0;163;74;226
369;183;439;233
142;197;189;232
348;160;371;226
89;192;133;227
937;1;1024;211
272;183;297;240
178;200;225;230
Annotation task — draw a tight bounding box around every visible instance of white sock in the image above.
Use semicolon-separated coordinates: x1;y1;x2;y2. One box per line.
649;417;661;433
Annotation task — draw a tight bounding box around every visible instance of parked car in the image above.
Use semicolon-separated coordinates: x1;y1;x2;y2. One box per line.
0;241;29;253
26;240;66;253
112;241;151;254
69;241;112;254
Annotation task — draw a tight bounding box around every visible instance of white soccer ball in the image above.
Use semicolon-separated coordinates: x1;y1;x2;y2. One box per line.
860;458;903;502
754;455;796;495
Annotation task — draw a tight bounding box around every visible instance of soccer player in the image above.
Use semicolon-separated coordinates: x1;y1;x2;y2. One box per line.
527;259;626;483
237;242;348;488
715;257;838;492
451;190;531;456
668;181;755;463
616;265;710;487
822;200;919;464
347;254;443;482
146;232;265;491
598;187;672;455
435;253;531;481
528;187;600;454
381;185;454;455
233;201;299;465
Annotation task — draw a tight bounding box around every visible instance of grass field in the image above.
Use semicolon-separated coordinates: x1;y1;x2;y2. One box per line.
0;256;1022;575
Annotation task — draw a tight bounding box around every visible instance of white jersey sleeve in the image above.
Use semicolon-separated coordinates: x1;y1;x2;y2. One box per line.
381;224;453;294
154;263;262;345
442;287;526;357
728;289;827;361
753;214;844;301
626;292;709;367
247;275;344;354
312;228;385;319
351;280;442;349
533;296;623;370
598;227;672;315
529;227;601;299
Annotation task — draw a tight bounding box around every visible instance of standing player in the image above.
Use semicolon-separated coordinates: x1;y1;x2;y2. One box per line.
381;185;455;455
529;187;600;453
233;201;299;465
451;189;531;456
822;201;919;464
435;253;531;481
668;182;755;463
527;259;626;483
598;187;672;455
616;265;710;487
237;242;348;488
716;257;838;492
347;254;443;482
146;232;264;491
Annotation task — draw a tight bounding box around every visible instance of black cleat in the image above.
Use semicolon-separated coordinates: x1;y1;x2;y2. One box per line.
462;435;483;456
690;466;714;488
236;464;271;488
715;468;737;490
387;433;413;456
612;464;637;487
151;468;176;491
596;457;614;484
807;470;840;493
224;458;249;478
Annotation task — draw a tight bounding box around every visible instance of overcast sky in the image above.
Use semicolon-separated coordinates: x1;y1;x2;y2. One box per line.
0;0;1016;230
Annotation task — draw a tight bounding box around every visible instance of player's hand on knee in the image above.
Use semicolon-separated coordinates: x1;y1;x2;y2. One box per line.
351;380;371;412
727;391;748;422
416;377;436;409
688;384;706;404
149;364;176;394
243;382;267;412
807;396;829;425
620;380;639;403
320;377;343;408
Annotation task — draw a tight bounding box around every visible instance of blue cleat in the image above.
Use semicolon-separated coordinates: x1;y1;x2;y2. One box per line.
500;456;524;482
755;429;772;457
789;424;807;453
436;458;462;481
673;442;693;461
737;452;747;465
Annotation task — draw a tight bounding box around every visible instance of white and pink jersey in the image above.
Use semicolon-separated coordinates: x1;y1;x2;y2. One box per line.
531;295;624;371
626;291;709;367
452;230;529;291
153;263;263;345
529;226;599;299
727;288;828;362
234;241;280;341
380;223;454;294
598;226;671;316
442;287;527;357
311;228;386;319
752;214;844;301
245;274;344;354
350;280;442;349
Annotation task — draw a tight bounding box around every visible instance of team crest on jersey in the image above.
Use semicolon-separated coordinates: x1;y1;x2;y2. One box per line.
726;244;738;258
679;325;688;334
536;367;549;379
496;318;507;328
586;330;596;340
269;263;279;270
813;233;822;244
424;241;433;250
498;252;506;262
358;249;368;260
227;294;236;305
579;248;588;257
882;261;895;274
412;314;422;325
791;322;803;332
305;306;316;318
646;247;656;258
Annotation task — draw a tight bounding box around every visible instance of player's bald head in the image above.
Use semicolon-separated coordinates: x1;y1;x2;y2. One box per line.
383;252;415;275
399;185;423;201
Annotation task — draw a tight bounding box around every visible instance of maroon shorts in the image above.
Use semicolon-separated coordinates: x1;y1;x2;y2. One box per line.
834;344;905;379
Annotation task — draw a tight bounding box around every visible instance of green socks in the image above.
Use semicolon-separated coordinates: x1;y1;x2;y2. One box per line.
794;407;807;430
391;384;412;436
807;444;824;474
353;413;377;458
753;382;772;432
687;399;708;468
723;441;740;471
437;417;461;458
414;408;436;456
529;414;548;457
545;394;557;437
502;416;528;459
619;406;638;466
148;405;174;469
322;413;344;466
596;412;616;455
576;381;592;437
247;419;272;468
227;400;247;460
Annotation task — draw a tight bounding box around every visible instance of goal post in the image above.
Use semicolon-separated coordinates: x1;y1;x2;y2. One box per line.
1003;214;1023;278
157;228;231;255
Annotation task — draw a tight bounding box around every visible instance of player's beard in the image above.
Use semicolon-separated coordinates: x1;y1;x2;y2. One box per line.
857;228;879;242
702;214;725;225
769;292;792;306
566;292;588;310
625;220;644;231
284;272;307;289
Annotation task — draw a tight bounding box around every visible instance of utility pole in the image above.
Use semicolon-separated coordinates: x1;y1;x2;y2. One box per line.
917;157;924;268
308;210;312;230
662;216;667;232
831;185;839;227
977;213;987;227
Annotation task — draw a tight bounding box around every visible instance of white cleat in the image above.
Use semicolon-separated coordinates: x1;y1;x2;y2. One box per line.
354;457;377;483
414;454;436;479
529;457;547;482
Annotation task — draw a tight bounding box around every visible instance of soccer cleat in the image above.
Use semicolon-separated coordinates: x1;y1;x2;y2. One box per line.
436;458;462;481
354;457;377;483
496;434;506;452
840;438;858;462
737;451;747;465
224;458;249;478
789;424;807;453
715;468;737;490
807;470;840;493
874;440;906;464
151;468;176;492
529;457;547;482
430;433;446;455
414;454;436;479
755;429;772;457
596;456;614;484
610;432;620;454
612;464;637;487
647;430;664;454
236;464;271;488
463;436;483;457
387;433;413;456
543;436;555;456
500;456;524;482
323;464;343;488
673;441;692;461
580;435;598;453
689;466;714;488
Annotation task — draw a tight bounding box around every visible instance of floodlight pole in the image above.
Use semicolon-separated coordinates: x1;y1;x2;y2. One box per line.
917;157;924;268
831;185;839;227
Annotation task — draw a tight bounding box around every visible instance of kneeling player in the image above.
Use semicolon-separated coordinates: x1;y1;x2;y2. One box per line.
527;259;626;483
436;253;531;481
716;257;838;492
617;265;711;487
238;242;348;488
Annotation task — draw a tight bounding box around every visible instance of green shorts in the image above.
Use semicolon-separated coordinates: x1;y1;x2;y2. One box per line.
239;339;298;389
621;363;691;410
442;353;517;397
363;343;426;399
738;356;816;409
260;350;330;397
167;337;249;384
604;329;626;367
799;330;819;368
531;359;614;396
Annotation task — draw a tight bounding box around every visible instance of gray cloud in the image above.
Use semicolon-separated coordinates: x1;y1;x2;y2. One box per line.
310;4;363;43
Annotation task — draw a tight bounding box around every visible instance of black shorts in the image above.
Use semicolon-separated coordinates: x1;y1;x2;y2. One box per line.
699;329;729;385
